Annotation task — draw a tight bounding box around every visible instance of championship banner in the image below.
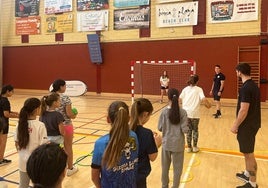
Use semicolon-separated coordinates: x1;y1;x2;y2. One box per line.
15;0;40;17
114;6;150;30
208;0;258;23
44;0;72;14
114;0;149;8
77;0;109;11
77;10;108;31
156;1;198;27
16;16;41;35
45;14;73;34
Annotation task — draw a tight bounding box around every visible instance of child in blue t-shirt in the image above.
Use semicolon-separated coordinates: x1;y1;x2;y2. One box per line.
91;101;139;188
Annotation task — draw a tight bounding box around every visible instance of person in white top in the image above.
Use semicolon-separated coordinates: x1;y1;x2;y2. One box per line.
160;70;170;103
179;75;211;153
14;98;48;188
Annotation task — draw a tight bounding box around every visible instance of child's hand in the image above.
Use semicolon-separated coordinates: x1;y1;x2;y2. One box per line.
153;131;162;148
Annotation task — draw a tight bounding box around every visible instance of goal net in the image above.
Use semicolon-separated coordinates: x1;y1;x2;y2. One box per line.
131;60;196;101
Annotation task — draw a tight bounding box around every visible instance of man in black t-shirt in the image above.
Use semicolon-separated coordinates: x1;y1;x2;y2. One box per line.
231;63;260;188
209;65;225;118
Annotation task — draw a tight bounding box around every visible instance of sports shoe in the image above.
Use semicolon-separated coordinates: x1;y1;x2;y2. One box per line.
236;182;258;188
213;111;221;118
236;171;250;182
67;165;78;176
192;147;200;153
160;100;163;104
214;114;221;118
0;159;12;166
186;147;192;153
2;159;11;163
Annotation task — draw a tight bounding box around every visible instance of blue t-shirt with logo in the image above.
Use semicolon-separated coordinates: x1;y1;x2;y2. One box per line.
91;131;139;188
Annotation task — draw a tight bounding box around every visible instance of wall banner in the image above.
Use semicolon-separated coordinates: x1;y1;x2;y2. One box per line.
157;0;186;3
156;2;198;27
114;0;149;8
15;0;40;17
77;10;108;32
208;0;258;23
114;6;150;30
45;14;73;34
87;34;103;64
16;16;41;35
77;0;109;11
44;0;72;14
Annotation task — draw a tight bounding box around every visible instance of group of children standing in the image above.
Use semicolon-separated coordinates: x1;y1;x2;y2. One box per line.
0;73;210;188
0;79;78;188
91;74;211;188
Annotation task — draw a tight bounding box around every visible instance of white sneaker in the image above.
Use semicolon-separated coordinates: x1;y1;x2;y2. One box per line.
186;147;192;153
67;165;78;176
193;147;200;153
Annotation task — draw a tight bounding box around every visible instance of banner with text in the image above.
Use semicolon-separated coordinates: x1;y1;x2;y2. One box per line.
77;0;109;11
208;0;258;23
157;0;186;3
114;0;149;8
45;14;73;34
156;1;198;27
15;0;40;17
77;10;108;31
44;0;72;14
16;16;41;35
114;6;150;30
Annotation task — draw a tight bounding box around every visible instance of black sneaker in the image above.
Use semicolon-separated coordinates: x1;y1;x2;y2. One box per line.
236;172;249;182
214;114;221;118
0;159;11;166
213;113;221;117
236;182;258;188
2;158;12;164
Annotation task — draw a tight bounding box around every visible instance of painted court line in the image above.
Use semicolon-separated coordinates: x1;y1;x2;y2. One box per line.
179;153;196;188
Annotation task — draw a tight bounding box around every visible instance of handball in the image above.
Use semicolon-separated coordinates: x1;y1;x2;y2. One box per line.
72;107;78;115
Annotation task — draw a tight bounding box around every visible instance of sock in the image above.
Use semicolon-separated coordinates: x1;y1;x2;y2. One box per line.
217;110;221;115
249;181;257;187
244;170;250;177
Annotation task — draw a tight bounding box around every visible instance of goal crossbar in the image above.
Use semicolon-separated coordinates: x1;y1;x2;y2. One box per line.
130;60;196;103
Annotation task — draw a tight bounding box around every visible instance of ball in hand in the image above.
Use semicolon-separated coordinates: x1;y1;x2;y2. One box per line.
72;107;78;115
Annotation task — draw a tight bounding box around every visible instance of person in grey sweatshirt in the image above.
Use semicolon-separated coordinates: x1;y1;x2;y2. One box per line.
158;88;189;188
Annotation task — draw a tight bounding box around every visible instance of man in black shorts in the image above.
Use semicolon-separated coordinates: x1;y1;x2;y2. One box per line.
209;65;225;118
231;63;260;188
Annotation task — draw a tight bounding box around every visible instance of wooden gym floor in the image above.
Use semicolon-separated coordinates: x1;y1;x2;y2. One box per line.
0;89;267;188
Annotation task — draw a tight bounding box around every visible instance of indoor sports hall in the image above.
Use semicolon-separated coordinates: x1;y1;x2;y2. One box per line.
0;90;267;187
0;0;268;188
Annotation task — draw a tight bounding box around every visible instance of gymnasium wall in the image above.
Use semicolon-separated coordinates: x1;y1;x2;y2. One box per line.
1;0;268;100
3;36;265;99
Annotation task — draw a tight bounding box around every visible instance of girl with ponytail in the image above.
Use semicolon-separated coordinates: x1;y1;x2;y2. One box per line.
14;98;48;188
158;88;189;188
91;101;139;188
130;98;162;188
51;79;78;176
40;93;65;145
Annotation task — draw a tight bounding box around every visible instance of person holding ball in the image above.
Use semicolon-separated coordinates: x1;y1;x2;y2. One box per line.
51;79;78;176
180;75;211;153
